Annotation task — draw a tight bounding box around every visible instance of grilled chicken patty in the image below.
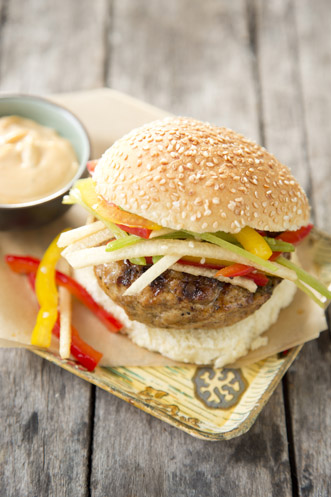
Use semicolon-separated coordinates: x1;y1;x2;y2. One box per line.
95;260;282;329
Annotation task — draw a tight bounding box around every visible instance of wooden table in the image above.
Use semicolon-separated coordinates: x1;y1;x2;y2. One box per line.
0;1;330;495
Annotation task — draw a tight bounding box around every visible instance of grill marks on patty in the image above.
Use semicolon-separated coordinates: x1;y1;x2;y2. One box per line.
94;259;282;329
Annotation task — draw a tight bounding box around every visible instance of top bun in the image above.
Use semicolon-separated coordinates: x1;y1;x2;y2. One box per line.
94;117;310;233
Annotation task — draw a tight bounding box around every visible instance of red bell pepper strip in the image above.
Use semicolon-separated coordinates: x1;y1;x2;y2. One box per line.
276;224;313;244
215;263;254;278
53;319;102;371
28;273;102;371
86;160;98;174
244;272;269;286
5;255;123;333
215;263;269;286
269;251;282;261
116;224;152;239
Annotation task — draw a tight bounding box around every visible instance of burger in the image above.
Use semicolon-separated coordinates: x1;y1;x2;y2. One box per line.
59;117;328;367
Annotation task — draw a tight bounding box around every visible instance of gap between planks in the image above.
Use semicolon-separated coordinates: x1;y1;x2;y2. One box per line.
245;1;300;495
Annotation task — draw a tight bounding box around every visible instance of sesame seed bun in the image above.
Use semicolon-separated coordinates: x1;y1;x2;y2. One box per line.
94;117;310;233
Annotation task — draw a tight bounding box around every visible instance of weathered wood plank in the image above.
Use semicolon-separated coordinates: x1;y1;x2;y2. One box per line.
90;1;293;495
294;0;331;232
286;335;331;497
0;1;108;495
0;0;108;93
255;0;310;190
256;1;331;495
91;384;291;497
0;349;92;497
290;0;331;494
108;0;260;141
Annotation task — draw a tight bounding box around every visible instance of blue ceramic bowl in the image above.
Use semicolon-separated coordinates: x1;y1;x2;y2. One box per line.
0;94;90;230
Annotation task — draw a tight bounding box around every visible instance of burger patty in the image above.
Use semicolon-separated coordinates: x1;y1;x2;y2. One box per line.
94;260;283;329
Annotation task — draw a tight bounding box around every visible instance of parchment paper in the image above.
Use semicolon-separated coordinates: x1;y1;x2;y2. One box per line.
0;89;328;368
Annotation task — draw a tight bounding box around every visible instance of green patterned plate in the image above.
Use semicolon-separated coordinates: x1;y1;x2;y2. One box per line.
4;90;329;441
32;346;301;440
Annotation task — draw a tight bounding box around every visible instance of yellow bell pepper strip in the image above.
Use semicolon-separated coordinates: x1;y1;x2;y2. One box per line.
234;226;273;260
28;272;102;370
30;233;63;348
5;254;123;332
64;178;161;231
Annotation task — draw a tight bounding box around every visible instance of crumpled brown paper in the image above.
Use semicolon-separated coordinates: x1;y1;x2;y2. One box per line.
0;89;328;368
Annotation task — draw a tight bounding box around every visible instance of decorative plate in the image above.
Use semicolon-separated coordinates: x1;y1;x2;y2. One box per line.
5;89;330;440
32;345;301;440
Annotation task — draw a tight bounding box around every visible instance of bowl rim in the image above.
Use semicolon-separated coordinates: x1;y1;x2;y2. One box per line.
0;93;91;209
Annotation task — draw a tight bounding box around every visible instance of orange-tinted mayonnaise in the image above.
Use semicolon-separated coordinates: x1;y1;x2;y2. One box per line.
0;116;79;204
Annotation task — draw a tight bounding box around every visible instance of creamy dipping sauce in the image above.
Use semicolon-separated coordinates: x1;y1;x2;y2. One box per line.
0;115;79;204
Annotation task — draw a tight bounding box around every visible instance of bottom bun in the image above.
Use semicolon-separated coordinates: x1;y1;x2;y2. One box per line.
74;267;297;368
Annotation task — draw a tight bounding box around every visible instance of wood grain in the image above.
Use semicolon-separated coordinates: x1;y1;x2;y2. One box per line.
255;0;311;191
90;1;293;495
91;383;291;497
0;0;330;495
0;0;108;93
0;1;107;495
290;1;331;494
294;0;331;233
256;2;331;495
108;0;260;141
0;349;92;497
286;336;331;497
